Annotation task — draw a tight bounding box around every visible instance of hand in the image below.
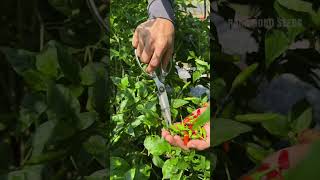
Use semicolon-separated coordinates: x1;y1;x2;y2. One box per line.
240;129;320;180
161;107;210;151
132;18;174;73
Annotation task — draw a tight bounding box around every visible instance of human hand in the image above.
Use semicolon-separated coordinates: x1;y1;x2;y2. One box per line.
132;18;174;73
240;129;320;180
161;107;210;151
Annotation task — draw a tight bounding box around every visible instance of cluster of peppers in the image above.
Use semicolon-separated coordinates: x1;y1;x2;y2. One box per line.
241;149;289;180
168;107;207;146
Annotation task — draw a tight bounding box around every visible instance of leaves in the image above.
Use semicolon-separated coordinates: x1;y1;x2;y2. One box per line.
36;43;59;78
152;155;164;168
246;143;272;163
110;157;130;178
144;136;171;156
212;118;252;147
47;83;80;119
162;158;180;179
80;63;106;86
0;47;36;75
31;121;56;157
235;113;287;123
235;113;291;136
231;63;258;92
193;107;210;129
172;99;189;108
55;41;81;83
289;100;313;133
265;30;290;67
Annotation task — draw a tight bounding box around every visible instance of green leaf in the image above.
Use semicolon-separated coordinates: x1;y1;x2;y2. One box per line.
22;70;47;91
124;168;135;180
212;118;252;147
231;63;258;92
172;99;189;109
262;117;290;137
83;135;106;156
80;63;106;86
152;155;164;168
120;76;129;89
289;100;313;133
26;149;67;165
246;143;271;164
110;157;130;178
84;169;107;180
235;113;287;123
162;158;179;179
277;0;313;13
193;107;210;129
78;112;98;130
144;136;171;156
265;29;290;67
133;164;151;180
36;43;59;78
47;83;80;119
0;47;36;75
0;123;6;131
7;165;43;180
31;121;56;157
192;70;202;82
88;71;108;114
48;0;71;15
212;78;226;100
54;41;80;83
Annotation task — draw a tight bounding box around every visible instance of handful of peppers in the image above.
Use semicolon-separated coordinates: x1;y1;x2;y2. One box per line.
168;103;209;146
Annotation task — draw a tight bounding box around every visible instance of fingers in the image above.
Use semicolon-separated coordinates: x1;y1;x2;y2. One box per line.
161;129;170;138
204;123;210;137
136;36;144;58
174;135;189;150
164;134;175;144
187;139;210;151
146;46;166;73
140;46;154;64
132;29;139;48
161;47;173;71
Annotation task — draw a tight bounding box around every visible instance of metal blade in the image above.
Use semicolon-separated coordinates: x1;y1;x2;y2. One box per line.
152;74;172;127
158;89;172;127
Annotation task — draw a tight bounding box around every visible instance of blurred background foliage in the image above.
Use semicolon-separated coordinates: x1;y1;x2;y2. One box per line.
0;0;108;179
212;0;320;179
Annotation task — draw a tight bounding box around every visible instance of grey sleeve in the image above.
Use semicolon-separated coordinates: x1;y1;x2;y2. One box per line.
147;0;175;23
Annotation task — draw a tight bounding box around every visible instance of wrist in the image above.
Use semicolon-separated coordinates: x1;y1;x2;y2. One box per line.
154;17;175;30
147;0;175;25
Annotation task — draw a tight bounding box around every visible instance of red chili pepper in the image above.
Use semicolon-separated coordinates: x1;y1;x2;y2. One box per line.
256;163;270;172
188;124;193;129
240;175;254;180
266;170;283;180
278;149;289;170
197;108;201;116
183;117;190;123
183;134;189;146
222;142;230;153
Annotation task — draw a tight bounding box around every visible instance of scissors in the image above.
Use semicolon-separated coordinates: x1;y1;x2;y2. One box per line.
134;49;173;127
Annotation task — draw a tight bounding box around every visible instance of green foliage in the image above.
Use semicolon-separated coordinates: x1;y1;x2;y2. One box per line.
0;0;108;179
213;0;320;178
109;0;210;179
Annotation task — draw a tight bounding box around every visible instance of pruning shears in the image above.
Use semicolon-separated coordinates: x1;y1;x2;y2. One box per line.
134;49;173;127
